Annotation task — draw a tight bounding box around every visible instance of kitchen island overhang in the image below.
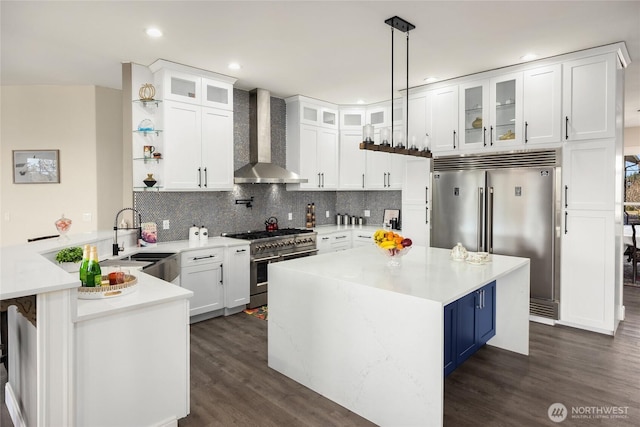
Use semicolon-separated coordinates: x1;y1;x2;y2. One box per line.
267;245;530;427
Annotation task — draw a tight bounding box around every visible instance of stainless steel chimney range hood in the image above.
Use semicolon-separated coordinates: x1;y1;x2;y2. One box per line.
234;89;307;184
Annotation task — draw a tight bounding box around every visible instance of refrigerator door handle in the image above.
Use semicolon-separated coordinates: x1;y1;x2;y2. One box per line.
487;187;494;253
478;187;484;252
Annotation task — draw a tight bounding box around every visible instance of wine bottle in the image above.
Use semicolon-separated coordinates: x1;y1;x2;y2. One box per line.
85;246;102;287
79;244;90;285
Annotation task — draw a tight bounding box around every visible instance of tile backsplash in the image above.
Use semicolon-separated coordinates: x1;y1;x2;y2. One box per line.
134;89;400;242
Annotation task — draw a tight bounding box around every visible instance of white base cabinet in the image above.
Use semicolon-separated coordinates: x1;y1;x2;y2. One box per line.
181;248;224;319
224;245;250;310
317;230;351;254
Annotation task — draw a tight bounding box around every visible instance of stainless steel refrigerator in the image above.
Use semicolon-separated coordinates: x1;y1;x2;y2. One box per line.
432;155;560;319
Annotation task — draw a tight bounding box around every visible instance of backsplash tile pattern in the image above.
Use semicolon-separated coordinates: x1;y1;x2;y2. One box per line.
134;88;400;242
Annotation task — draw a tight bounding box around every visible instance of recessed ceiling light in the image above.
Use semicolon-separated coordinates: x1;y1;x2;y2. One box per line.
520;53;537;61
423;77;438;83
228;62;241;70
145;28;163;38
356;99;365;105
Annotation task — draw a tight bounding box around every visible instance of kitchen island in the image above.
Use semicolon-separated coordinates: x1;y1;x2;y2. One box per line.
0;232;240;427
268;245;530;427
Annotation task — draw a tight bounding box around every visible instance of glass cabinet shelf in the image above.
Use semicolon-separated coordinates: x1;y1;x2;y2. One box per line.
133;157;162;163
133;99;163;109
133;129;163;136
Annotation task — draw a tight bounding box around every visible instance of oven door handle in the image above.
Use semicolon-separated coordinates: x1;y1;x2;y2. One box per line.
252;254;281;263
280;249;319;258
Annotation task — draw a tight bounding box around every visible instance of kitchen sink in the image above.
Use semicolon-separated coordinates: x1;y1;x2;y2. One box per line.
119;252;179;282
121;252;177;261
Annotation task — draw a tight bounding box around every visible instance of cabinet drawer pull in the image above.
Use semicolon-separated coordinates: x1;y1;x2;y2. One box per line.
564;185;568;208
192;254;216;261
220;264;223;285
565;116;569;140
197;167;202;187
204;167;208;188
236;249;247;253
564;211;568;234
524;121;528;143
453;130;457;149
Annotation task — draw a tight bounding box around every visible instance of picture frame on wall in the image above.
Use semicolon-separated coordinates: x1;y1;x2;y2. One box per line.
13;150;60;184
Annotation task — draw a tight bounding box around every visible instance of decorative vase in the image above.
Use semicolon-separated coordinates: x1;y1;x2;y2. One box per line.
139;83;156;101
472;117;483;129
143;173;157;187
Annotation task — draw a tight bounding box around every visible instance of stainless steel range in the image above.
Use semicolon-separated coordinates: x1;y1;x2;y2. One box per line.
224;228;317;308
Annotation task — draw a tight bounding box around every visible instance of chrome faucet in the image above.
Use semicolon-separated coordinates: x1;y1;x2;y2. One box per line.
113;208;142;256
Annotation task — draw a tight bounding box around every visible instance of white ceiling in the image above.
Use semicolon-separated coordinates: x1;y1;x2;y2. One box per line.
2;0;639;127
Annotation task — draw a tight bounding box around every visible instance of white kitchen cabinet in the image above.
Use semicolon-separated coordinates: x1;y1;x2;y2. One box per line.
223;245;250;311
402;157;431;247
352;230;374;248
560;209;615;333
162;101;234;190
522;64;562;145
406;90;431;150
562;53;617;141
430;85;459;153
339;129;366;190
562;139;615;211
365;151;405;190
458;73;523;151
181;247;224;321
151;61;235;111
294;125;339;190
366;102;390;129
339;108;366;130
286;96;340;190
317;231;351;254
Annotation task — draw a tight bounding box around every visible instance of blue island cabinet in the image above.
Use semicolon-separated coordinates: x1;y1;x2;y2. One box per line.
444;281;496;376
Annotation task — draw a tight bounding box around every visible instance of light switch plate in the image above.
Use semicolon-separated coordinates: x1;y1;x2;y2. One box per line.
326;210;330;218
364;210;371;217
288;213;293;220
163;220;170;230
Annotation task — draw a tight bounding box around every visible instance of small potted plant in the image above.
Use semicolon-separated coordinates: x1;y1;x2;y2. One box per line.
55;246;83;272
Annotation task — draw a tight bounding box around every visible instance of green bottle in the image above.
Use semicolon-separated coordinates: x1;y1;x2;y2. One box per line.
85;246;102;287
79;244;90;286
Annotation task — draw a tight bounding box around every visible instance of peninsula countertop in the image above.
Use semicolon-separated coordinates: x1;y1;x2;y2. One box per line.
272;245;530;305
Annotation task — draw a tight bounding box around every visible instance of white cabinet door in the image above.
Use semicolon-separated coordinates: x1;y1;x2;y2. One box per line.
300;103;321;127
317;233;333;255
458;80;489;151
430;85;459;153
365;151;387;189
201;78;233;111
401;204;429;247
339;130;366;190
160;69;201;104
403;158;430;205
402;157;431;247
406;91;431;150
321;107;339;129
163;101;202;189
181;261;223;316
201;107;233;190
340;108;366;130
563;139;615;211
366;103;390;129
387;154;405;189
560;209;614;332
489;72;523;148
523;64;562;145
298;125;321;189
562;54;616;141
318;128;339;189
224;246;250;308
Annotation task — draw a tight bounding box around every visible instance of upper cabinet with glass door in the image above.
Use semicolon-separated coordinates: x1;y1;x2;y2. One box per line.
490;73;523;148
149;59;236;111
458;73;523;151
296;97;338;129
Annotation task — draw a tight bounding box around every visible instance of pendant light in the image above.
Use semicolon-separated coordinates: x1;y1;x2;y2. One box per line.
385;16;415;148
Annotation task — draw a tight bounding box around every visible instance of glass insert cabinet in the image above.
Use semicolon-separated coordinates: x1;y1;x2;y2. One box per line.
459;73;523;150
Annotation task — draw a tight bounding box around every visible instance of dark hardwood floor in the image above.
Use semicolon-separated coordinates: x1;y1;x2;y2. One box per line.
2;286;639;426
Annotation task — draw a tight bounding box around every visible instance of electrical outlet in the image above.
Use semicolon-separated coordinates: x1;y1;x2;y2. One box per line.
288;212;293;220
364;210;371;217
326;210;330;218
82;213;92;222
163;220;170;230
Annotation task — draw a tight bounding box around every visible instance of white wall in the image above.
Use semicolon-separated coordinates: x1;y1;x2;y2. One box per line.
624;126;640;155
0;86;123;246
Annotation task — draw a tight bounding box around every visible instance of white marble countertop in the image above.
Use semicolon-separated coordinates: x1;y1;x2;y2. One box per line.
272;245;530;305
0;231;248;301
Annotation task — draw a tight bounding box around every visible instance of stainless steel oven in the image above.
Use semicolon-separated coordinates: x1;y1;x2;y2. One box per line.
224;229;317;308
